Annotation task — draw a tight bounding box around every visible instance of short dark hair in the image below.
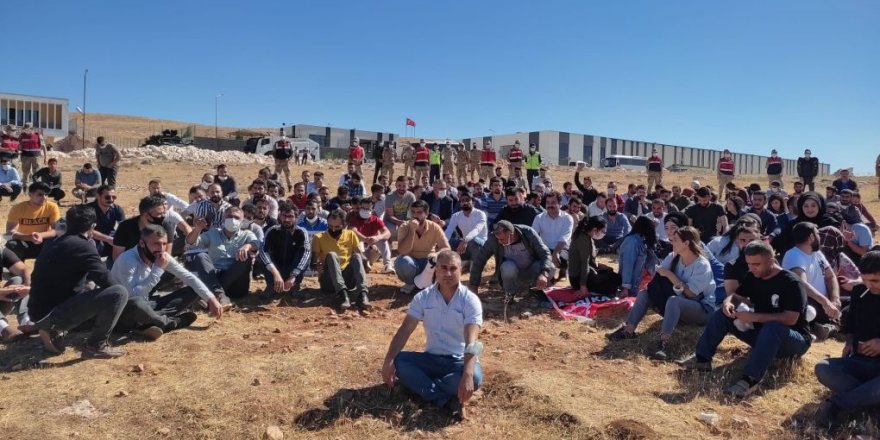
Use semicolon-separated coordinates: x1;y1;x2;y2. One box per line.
97;185;113;196
350;173;362;181
370;183;384;193
743;240;775;258
28;182;50;194
240;203;257;215
410;199;429;212
96;136;105;144
141;224;168;240
395;175;407;183
858;251;880;275
792;222;818;245
326;209;347;224
277;200;295;214
504;187;519;197
138;195;165;215
66;204;97;235
359;197;373;206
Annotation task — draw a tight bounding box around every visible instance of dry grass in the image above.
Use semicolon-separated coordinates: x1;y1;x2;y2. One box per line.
71;113;274;143
1;152;879;440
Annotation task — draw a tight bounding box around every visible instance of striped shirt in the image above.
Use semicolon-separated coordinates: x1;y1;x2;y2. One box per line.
183;199;232;229
481;193;507;222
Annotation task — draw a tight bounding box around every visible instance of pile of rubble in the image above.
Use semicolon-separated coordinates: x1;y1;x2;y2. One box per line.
50;144;274;166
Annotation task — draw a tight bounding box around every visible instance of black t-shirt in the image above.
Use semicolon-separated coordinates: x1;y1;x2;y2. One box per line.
686;202;726;242
736;269;810;339
841;285;880;344
113;217;143;250
724;254;748;281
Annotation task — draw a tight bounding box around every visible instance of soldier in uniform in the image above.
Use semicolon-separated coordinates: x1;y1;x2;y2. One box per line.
441;141;456;181
479;140;496;181
413;140;431;184
507;140;524;177
381;141;396;182
468;142;481;182
455;143;470;185
401;143;415;178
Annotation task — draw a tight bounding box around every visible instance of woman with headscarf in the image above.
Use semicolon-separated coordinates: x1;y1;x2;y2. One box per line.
818;226;862;300
774;192;840;254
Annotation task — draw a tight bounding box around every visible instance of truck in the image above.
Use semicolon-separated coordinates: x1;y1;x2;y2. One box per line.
244;135;320;160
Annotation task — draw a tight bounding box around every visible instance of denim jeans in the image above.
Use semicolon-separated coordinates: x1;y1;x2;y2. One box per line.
115;287;201;331
394;351;483;407
448;236;485;261
0;275;26;328
625;290;711;335
815;355;880;410
696;309;810;380
34;285;128;346
395;256;429;285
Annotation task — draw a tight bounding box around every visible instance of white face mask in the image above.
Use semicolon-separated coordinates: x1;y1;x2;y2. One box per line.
437;190;447;198
0;164;9;171
200;181;211;190
223;218;241;233
359;209;371;219
217;175;228;181
593;231;606;241
306;215;319;224
241;219;252;229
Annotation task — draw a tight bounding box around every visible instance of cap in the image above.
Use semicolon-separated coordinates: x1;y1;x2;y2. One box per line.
691;180;701;189
352;137;360;143
514;140;521;145
771;180;782;186
493;220;515;233
530;143;536;147
771;149;778;154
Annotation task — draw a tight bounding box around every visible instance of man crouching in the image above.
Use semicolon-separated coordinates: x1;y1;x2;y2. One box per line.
381;250;484;421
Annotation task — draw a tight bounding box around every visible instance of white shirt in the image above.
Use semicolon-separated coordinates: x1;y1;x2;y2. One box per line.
162;192;189;212
649;213;668;242
587;201;606;218
782;247;831;297
110;247;214;301
531;210;573;250
444;208;488;242
407;283;483;357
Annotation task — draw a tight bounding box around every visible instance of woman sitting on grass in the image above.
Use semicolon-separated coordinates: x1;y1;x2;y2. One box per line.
567;216;606;296
607;226;717;361
617;216;658;298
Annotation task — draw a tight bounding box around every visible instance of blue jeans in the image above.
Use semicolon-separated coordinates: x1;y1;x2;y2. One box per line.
696;309;810;380
394;351;483;407
815;355;880;410
448;236;485;261
499;260;543;295
394;256;428;285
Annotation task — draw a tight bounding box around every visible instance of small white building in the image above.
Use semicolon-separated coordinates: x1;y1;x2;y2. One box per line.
0;92;69;139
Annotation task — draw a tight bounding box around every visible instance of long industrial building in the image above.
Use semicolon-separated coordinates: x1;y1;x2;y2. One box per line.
461;130;830;176
0;92;69;139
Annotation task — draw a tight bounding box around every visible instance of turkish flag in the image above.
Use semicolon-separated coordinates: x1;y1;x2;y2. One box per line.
406;118;416;127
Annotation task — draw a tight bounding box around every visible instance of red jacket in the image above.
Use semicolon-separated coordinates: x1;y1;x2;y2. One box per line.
480;149;496;165
19;132;40;152
647;155;663;172
718;157;735;175
414;146;430;163
349;146;364;161
1;134;19;151
508;147;523;162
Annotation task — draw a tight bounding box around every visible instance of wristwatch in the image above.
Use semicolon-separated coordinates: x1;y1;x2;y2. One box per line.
465;341;484;357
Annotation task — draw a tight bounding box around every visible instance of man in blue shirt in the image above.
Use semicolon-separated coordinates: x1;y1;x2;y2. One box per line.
382;250;483;421
481;177;507;224
0;158;22;201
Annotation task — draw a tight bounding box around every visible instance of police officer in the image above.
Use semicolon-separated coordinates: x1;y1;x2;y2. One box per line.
429;142;442;184
507;140;524;177
524;143;542;191
766;149;783;186
646;148;663;191
272;134;294;192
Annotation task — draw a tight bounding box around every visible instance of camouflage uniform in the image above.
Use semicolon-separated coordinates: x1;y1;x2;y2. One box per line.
468;146;482;181
455;146;470;185
381;145;396;181
441;146;456;180
401;144;415;177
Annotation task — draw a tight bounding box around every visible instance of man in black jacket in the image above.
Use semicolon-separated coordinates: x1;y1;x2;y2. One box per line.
573;163;599;205
259;201;312;299
494;187;540;228
28;204;129;359
797;149;819;192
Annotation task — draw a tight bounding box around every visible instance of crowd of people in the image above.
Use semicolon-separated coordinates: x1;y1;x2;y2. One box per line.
1;132;880;428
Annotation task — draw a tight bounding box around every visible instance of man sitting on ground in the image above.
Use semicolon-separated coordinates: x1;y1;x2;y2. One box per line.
110;225;222;339
394;200;451;294
0;157;22;202
445;189;488;264
5;182;60;261
27;205;129;358
781;223;841;341
259;201;312;300
298;199;328;236
186;207;260;304
73;162;102;202
421;178;458;229
814;251;880;428
184;183;232;229
0;245;32;342
469;220;553;303
384;176;417;241
347;197;394;274
244;179;279;220
531;191;573;281
682;241;811;398
382;250;483;421
32;158;65;202
148;178;188;212
88;185;125;259
113;195;181;260
312;209;370;310
494;187;540;228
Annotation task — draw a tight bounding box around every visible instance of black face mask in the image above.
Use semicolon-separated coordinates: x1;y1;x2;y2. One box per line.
328;228;343;239
138;244;158;263
210;195;222;203
150;215;165;226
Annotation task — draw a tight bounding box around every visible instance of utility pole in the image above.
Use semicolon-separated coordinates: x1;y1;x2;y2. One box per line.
83;69;88;145
215;93;223;149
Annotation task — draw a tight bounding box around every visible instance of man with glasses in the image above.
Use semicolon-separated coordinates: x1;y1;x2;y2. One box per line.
87;185;125;259
5;182;60;261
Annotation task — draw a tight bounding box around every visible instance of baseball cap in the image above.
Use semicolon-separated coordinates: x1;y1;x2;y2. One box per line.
493;220;515;233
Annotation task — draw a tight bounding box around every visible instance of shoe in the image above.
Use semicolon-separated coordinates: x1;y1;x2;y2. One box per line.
815;399;840;429
678;354;713;372
215;291;233;310
137;326;164;340
723;377;760;398
81;342;125;359
381;264;396;275
812;323;837;342
339;291;352;310
1;326;24;342
649;340;669;361
39;329;66;354
258;289;277;302
400;284;416;295
445;397;466;422
17;323;38;335
166;312;198;331
605;326;636;341
359;291;372;310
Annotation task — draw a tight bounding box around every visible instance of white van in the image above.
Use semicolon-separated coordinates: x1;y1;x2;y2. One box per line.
245;136;320;160
602;155;648;171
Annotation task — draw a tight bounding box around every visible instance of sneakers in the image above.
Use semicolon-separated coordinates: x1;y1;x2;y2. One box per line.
815;399;840;429
812;323;837;342
445;397;466;422
81;342;125;359
137;326;164;340
400;284;416;295
678;354;713;372
605;326;636;341
39;329;66;354
381;264;396;275
723;376;760;398
166;312;198;331
649;340;669;361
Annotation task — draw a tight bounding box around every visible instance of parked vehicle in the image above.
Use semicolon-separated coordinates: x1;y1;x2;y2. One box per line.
601;155;648;171
244;136;320;160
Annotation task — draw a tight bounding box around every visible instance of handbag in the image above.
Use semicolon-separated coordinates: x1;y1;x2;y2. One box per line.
646;255;680;316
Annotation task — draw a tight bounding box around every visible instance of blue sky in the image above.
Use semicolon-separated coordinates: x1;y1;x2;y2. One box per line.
4;1;878;172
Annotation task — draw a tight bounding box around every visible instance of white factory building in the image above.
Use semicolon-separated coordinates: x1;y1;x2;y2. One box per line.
0;92;69;139
461;130;830;176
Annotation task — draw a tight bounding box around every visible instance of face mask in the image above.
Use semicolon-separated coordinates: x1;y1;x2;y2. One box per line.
0;164;9;171
771;153;777;158
150;215;165;226
437;190;447;198
210;195;222;203
200;182;211;190
139;244;158;263
593;231;606;241
217;175;228;181
805;153;811;158
607;189;615;195
359;209;371;219
328;228;343;239
223;218;241;233
241;219;252;229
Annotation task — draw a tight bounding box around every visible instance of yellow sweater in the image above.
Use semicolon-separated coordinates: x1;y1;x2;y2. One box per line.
312;229;360;269
396;220;449;259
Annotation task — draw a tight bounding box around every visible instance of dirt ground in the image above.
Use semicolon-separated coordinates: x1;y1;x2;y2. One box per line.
1;154;878;440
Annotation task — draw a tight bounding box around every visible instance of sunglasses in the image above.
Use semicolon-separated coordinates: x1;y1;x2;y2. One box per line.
104;195;117;201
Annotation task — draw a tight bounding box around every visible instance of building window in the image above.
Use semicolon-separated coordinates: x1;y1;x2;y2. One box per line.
559;142;569;166
55;104;62;130
308;134;327;147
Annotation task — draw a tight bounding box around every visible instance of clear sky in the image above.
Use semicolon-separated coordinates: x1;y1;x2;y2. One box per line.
5;0;878;172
